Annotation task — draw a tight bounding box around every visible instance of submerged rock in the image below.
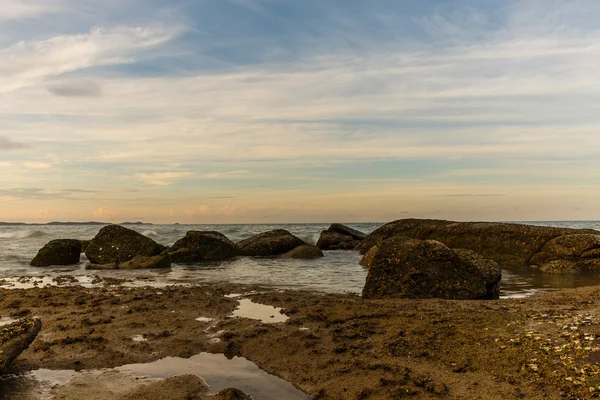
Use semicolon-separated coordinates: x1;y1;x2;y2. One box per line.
117;374;208;400
170;231;240;263
85;225;166;265
213;388;253;400
280;245;324;259
358;218;600;272
362;236;501;300
30;239;82;267
86;252;171;270
238;229;306;257
0;318;42;374
316;223;366;250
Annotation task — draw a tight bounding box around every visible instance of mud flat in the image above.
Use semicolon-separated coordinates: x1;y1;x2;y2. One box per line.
1;279;600;399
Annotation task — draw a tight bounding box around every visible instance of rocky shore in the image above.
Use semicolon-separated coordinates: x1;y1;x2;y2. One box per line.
1;280;600;399
2;219;600;399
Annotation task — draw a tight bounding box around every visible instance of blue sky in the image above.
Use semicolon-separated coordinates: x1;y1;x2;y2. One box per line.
1;0;600;223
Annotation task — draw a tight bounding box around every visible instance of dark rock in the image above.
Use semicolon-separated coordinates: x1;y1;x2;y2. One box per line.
453;248;502;299
362;236;501;300
80;240;90;253
238;229;305;257
85;225;166;265
170;231;240;263
280;245;324;259
358;219;600;270
117;374;208;400
213;388;253;400
30;239;82;267
0;318;42;374
86;252;171;270
316;223;366;250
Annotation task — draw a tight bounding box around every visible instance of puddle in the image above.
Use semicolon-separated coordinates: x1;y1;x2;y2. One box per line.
0;317;18;327
195;317;214;323
231;299;289;324
0;353;310;400
131;335;147;342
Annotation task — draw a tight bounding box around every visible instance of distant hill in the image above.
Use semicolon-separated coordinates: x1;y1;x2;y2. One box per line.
0;221;151;226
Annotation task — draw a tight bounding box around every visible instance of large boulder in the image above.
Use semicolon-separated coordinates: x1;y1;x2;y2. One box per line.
0;318;42;374
362;236;501;300
85;225;166;265
280;245;324;259
86;252;171;270
317;223;366;250
529;234;600;273
238;229;306;257
358;219;600;270
30;239;82;267
170;231;240;263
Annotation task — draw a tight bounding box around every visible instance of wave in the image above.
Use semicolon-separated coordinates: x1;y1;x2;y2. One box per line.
141;230;159;238
0;230;47;239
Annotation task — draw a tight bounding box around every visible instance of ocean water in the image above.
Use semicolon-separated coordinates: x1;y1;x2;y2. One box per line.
0;221;599;298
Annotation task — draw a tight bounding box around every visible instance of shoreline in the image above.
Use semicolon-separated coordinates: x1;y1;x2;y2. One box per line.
2;280;600;399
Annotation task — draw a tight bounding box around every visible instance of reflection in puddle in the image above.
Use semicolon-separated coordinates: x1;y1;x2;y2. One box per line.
231;299;289;323
131;335;147;342
0;353;309;400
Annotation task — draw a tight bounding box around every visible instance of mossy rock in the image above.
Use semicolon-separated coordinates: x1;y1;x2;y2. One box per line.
238;230;306;257
85;225;165;264
30;239;82;267
170;231;240;262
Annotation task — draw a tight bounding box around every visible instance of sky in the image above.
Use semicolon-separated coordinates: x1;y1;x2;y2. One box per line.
1;0;600;224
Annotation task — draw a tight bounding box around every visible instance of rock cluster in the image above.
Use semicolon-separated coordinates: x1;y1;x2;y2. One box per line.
359;219;600;273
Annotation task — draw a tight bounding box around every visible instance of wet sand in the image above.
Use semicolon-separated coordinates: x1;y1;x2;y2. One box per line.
2;279;600;399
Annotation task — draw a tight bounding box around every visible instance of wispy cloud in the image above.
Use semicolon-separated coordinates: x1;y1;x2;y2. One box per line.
0;136;28;151
136;171;193;186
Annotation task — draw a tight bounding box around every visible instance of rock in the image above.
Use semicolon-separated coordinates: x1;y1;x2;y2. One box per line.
85;225;166;265
170;231;240;263
280;245;324;259
86;252;171;270
0;318;42;374
316;224;366;250
117;374;208;400
80;240;90;253
238;229;306;257
358;219;600;269
359;245;379;268
30;239;82;267
362;236;501;300
213;388;253;400
453;248;502;298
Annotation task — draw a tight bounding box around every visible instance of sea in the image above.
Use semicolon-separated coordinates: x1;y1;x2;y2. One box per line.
1;221;600;298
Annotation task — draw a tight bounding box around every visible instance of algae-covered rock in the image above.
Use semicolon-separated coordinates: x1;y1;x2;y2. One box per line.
170;231;240;263
280;245;324;259
85;225;166;265
359;245;379;268
0;318;42;374
86;252;171;270
358;218;599;270
316;223;365;250
238;230;305;257
362;236;500;300
30;239;82;267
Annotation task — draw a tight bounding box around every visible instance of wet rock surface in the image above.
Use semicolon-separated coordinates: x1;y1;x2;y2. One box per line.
359;218;600;272
0;318;41;374
362;236;501;300
117;374;208;400
317;223;366;250
85;225;166;265
86;252;171;270
30;239;82;267
170;231;241;263
238;229;306;257
280;245;324;259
